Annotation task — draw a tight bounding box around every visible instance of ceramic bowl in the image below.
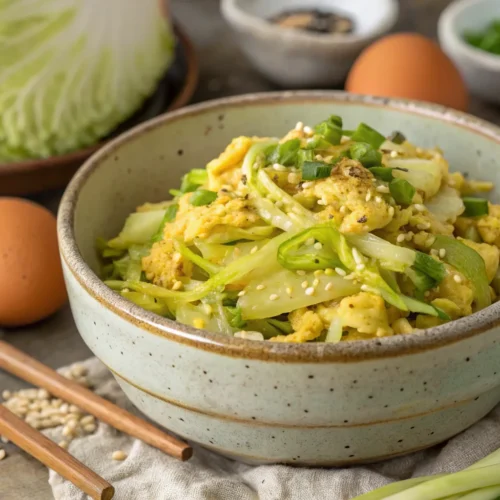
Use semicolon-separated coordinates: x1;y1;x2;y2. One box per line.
220;0;399;88
58;91;500;466
439;0;500;105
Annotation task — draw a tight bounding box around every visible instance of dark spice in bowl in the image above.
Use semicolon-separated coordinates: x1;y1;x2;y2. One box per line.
270;9;354;35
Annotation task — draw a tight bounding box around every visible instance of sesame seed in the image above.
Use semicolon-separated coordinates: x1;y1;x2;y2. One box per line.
303;125;313;135
314;270;323;276
352;248;363;265
388;206;395;217
313;242;323;250
339;206;346;213
0;449;6;461
296;270;306;276
301;281;308;289
256;284;265;290
390;151;399;158
356;263;365;271
288;173;300;184
317;200;326;206
439;248;446;258
414;204;426;212
1;437;8;444
365;191;372;202
361;285;370;292
302;181;314;189
112;450;127;461
172;280;183;291
58;440;68;449
273;163;287;172
454;275;463;283
305;287;315;296
250;245;258;254
203;304;213;315
375;196;383;204
405;232;414;241
325;268;334;275
269;294;279;301
335;268;347;276
275;200;284;208
238;290;246;297
344;273;355;280
295;121;304;131
306;237;315;246
430;249;439;256
325;282;334;291
376;185;390;193
315;154;323;161
313;279;320;287
2;390;11;400
396;234;406;243
417;222;430;230
286;287;293;295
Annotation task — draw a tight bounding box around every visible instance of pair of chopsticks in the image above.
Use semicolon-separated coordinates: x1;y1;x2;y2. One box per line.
0;340;192;500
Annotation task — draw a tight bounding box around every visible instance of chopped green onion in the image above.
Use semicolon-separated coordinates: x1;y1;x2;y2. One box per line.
413;251;446;282
350;123;385;149
267;318;294;335
266;138;301;166
304;135;334;150
431;235;491;310
151;204;178;243
389;178;415;205
400;295;441;317
180;168;208;193
296;148;315;167
369;166;394;182
314;115;343;145
388;131;406;144
349;142;382;168
226;306;247;329
190;189;217;206
433;305;451;321
463;197;489;217
174;240;221;276
301;161;332;180
405;267;437;292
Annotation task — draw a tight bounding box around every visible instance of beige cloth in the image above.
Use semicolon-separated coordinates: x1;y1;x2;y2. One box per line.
47;358;500;500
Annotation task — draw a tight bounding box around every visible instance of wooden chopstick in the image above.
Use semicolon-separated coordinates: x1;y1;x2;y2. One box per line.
0;405;114;500
0;340;192;461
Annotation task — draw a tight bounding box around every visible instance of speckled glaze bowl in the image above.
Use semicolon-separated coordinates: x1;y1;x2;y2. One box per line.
58;91;500;466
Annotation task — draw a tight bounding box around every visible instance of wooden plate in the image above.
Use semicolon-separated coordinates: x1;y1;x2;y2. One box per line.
0;24;199;196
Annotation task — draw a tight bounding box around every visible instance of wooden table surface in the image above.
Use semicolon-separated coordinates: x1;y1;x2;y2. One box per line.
1;0;499;498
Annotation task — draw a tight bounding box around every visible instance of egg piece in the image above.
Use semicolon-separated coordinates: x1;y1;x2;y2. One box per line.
346;33;468;111
0;198;67;327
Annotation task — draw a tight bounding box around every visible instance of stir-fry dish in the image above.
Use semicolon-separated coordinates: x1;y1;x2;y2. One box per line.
99;116;500;343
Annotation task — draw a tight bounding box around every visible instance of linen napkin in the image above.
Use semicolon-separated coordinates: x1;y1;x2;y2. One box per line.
47;358;500;500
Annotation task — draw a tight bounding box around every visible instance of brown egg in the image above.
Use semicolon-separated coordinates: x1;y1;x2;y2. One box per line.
0;198;67;327
346;33;468;111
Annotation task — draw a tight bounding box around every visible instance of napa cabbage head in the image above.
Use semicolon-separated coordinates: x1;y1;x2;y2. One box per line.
0;0;174;161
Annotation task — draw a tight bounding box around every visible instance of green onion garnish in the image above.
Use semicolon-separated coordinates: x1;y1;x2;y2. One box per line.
389;178;415;205
350;142;382;168
369;167;394;182
266;138;300;166
301;161;332;180
151;204;178;242
413;252;446;282
388;131;406;144
350;123;385;149
463;197;489;217
314;115;343;145
464;21;500;55
190;189;217;206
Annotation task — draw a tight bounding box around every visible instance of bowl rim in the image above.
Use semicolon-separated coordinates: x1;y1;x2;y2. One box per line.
58;90;500;363
438;0;500;70
220;0;399;45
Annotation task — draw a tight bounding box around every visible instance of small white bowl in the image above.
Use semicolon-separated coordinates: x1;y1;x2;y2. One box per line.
221;0;399;88
439;0;500;105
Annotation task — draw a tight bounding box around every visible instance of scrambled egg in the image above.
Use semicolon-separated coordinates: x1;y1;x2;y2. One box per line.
142;239;193;288
460;238;499;282
477;204;500;247
272;308;324;343
163;193;261;243
301;158;394;233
